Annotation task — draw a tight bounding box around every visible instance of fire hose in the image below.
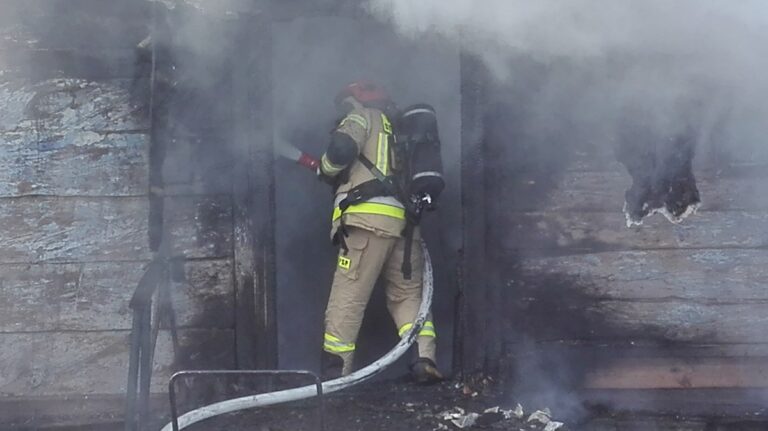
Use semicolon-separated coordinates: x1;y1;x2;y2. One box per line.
160;147;435;431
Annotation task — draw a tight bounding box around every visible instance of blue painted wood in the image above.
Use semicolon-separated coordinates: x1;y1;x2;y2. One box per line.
0;329;234;396
0;259;234;332
0;196;232;263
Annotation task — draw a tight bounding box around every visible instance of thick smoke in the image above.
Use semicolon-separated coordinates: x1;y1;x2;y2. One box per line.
368;0;768;422
368;0;768;222
367;0;768;151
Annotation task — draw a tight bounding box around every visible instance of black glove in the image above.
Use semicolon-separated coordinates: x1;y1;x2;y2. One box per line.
316;167;337;187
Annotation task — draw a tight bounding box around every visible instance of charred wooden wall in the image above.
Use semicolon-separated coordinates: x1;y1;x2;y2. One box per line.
474;57;768;404
0;1;272;419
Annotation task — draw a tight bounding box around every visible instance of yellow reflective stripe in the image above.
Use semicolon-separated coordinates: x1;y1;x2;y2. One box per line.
398;321;437;338
321;154;344;175
324;333;344;343
341;114;368;129
381;114;393;134
377;132;389;175
398;323;413;337
324;343;355;353
332;202;406;221
419;329;437;338
323;333;355;353
376;113;391;175
419;321;436;338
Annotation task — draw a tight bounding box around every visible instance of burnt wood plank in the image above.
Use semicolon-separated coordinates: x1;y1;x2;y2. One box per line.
0;393;166;430
0;48;140;80
164;194;234;259
459;52;494;374
162;134;234;196
584;357;768;389
517;250;768;301
0;132;148;197
0;196;150;263
511;299;768;344
497;211;768;253
583;388;768;418
0;195;232;263
534;142;768;173
517;340;768;359
590;302;768;344
0;79;148;132
0;0;148;51
0;259;233;332
0;329;234;397
230;14;277;369
498;169;768;212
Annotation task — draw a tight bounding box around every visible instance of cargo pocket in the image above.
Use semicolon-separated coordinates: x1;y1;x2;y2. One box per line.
338;233;368;281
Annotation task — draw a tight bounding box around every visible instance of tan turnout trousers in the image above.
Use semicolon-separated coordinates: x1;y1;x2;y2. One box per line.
323;226;436;376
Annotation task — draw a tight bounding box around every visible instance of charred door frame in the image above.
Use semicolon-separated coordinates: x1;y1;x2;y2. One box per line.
459;53;501;377
231;10;278;370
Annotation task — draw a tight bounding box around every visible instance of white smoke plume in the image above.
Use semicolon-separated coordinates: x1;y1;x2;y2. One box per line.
367;0;768;160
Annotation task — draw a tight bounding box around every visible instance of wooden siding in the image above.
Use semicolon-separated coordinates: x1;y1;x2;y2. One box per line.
0;195;232;263
491;150;768;389
0;45;237;400
0;259;233;332
0;330;234;396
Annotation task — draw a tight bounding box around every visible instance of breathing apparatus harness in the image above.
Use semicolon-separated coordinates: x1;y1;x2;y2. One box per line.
333;104;445;279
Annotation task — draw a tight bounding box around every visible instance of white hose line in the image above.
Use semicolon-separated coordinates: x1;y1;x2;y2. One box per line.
161;240;434;431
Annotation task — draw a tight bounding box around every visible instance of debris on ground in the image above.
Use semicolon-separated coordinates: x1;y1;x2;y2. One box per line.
544;421;565;431
528;408;552;424
438;404;566;430
511;403;525;419
186;379;570;431
439;407;480;428
452;412;480;429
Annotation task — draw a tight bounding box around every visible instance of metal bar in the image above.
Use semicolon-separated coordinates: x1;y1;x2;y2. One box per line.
137;305;153;429
130;260;164;309
149;265;169;368
124;308;144;431
169;370;324;431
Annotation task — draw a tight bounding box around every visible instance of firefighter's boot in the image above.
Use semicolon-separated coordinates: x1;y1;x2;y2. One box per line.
321;351;344;381
410;358;443;384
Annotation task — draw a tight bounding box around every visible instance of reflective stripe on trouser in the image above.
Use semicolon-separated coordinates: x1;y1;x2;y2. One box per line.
323;226;435;376
398;320;436;338
332;195;405;222
323;332;355;354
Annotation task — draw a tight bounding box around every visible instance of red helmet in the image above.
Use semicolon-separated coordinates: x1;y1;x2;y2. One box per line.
335;81;391;107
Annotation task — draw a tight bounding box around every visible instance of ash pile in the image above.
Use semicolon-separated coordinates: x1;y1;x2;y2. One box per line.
435;405;566;431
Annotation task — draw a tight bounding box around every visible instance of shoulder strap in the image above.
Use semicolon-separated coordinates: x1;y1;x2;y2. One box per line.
357;154;417;280
357;154;401;198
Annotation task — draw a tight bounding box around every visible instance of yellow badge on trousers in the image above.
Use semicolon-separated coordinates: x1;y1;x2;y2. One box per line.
338;255;351;270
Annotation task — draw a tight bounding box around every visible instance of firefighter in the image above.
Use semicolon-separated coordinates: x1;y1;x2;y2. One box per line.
318;82;443;383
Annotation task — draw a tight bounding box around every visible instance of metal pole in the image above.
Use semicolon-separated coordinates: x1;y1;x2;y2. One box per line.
124;308;144;431
138;305;153;429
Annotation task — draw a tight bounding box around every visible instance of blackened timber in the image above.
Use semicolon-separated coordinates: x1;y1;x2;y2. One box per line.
147;3;171;253
459;53;496;375
0;48;139;81
232;12;277;369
